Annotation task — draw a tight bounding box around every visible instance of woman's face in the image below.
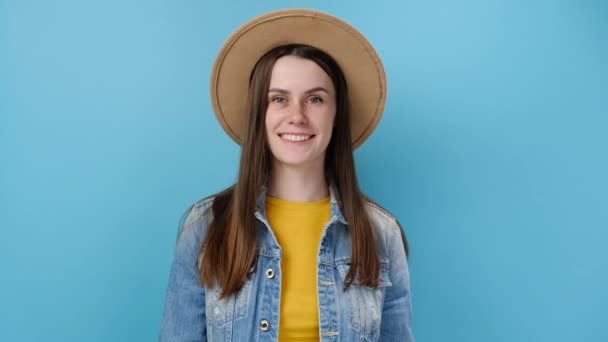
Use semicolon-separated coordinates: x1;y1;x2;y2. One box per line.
265;55;337;171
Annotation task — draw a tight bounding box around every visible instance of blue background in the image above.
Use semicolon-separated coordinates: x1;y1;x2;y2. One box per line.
1;0;606;341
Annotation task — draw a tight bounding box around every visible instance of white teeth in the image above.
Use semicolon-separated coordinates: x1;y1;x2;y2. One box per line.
281;134;312;142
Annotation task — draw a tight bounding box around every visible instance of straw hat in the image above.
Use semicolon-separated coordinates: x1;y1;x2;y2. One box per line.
210;8;387;149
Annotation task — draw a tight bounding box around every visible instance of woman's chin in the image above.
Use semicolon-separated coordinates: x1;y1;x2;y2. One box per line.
273;155;322;169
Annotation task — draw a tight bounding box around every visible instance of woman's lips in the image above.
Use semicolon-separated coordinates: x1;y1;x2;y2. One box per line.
279;133;315;144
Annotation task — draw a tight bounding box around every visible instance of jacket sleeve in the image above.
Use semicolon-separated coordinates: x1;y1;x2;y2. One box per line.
380;223;414;341
159;204;207;341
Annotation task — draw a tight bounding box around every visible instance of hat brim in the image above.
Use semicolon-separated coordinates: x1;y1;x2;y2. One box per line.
210;8;386;149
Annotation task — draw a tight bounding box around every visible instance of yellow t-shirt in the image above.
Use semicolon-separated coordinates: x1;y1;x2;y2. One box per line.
265;194;331;341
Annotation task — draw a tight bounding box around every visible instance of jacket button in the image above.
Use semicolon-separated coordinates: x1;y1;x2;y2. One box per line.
260;319;271;331
265;268;275;279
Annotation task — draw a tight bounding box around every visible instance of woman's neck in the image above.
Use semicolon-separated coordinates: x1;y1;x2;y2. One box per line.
267;162;329;202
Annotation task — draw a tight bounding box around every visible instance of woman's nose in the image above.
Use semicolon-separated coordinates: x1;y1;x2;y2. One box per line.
287;102;307;125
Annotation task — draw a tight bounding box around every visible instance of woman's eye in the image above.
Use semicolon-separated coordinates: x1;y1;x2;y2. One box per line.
308;96;322;104
271;97;286;103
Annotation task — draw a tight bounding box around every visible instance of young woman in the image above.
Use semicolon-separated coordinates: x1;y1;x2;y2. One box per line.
160;9;414;342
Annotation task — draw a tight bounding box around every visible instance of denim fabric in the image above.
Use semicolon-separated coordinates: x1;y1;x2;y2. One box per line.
159;183;414;341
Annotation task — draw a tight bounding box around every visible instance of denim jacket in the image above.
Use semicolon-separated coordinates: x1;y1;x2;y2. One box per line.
159;183;414;341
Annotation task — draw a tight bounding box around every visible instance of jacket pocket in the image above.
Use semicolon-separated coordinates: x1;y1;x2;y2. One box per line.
205;273;253;330
335;259;392;340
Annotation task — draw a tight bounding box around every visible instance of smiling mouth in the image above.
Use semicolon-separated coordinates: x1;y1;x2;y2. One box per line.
279;133;315;142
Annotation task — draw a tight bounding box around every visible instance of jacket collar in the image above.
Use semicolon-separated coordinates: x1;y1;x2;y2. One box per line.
255;179;348;225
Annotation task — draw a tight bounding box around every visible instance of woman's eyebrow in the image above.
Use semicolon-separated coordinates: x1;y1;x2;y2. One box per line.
268;87;329;94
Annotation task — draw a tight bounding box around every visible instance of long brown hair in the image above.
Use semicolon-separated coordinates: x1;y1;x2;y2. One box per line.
198;44;408;298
